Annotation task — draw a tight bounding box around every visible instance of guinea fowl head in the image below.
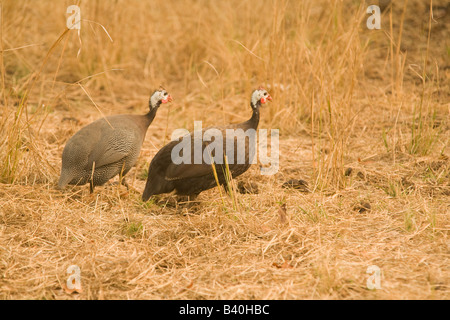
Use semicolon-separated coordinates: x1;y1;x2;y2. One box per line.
149;88;173;110
250;87;272;109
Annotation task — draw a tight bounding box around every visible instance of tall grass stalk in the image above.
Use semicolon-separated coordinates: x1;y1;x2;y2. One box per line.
409;0;439;156
1;29;69;183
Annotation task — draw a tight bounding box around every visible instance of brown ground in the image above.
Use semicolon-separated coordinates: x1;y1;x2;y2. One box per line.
0;0;448;299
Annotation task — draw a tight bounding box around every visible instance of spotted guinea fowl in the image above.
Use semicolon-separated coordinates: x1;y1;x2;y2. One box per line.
58;88;172;193
142;88;271;201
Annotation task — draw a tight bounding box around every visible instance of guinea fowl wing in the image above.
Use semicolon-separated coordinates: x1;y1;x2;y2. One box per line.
165;162;213;181
87;127;140;169
164;131;221;181
164;128;252;180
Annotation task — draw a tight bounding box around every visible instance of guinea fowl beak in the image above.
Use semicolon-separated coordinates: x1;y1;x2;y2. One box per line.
267;95;272;102
162;95;173;104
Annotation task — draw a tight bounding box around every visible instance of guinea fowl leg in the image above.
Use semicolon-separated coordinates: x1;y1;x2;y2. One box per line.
223;183;238;197
120;177;130;190
89;161;96;194
188;194;199;202
175;194;200;208
222;184;229;195
118;162;129;189
119;177;140;193
184;193;200;210
117;163;140;193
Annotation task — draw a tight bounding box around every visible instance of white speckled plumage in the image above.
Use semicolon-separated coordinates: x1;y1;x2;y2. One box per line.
58;89;172;192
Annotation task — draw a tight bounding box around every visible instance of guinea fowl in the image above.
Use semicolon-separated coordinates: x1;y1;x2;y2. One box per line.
58;88;172;193
142;88;271;202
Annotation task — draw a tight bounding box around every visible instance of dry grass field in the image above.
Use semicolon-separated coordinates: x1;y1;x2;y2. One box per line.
0;0;448;300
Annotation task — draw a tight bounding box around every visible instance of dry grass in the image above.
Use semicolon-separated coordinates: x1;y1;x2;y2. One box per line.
0;0;449;299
